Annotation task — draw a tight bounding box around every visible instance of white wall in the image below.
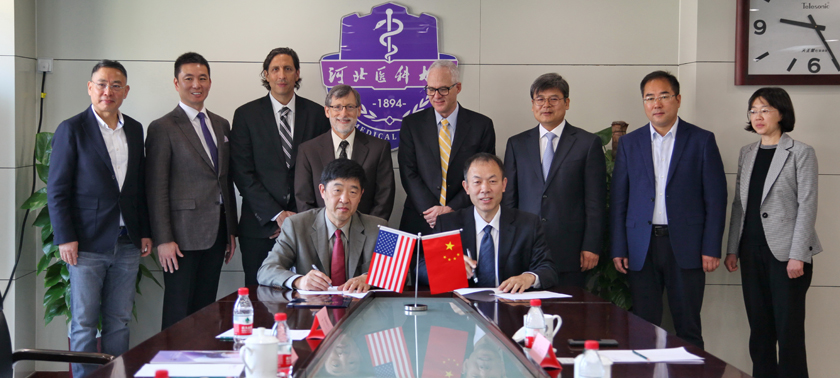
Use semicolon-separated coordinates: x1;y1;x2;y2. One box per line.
15;0;840;376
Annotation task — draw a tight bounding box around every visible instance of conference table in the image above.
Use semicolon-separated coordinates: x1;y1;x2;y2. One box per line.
86;286;751;377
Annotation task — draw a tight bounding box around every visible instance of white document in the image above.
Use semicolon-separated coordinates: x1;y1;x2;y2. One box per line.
135;363;244;377
298;286;370;299
453;288;503;295
216;328;309;341
492;291;572;300
598;347;704;363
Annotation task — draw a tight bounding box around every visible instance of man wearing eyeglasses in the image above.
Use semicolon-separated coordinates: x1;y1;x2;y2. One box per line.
48;60;152;378
398;59;496;235
230;48;331;287
610;70;727;349
294;85;395;220
502;73;606;288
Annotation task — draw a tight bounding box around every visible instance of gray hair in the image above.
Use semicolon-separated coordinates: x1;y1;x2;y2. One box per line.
428;60;460;84
324;84;361;107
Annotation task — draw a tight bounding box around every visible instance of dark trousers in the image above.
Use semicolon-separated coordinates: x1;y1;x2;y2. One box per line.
740;243;812;378
161;212;227;330
240;236;276;287
627;229;706;349
555;270;587;288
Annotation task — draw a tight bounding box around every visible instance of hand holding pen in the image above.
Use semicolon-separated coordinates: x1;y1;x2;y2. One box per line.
292;264;332;291
464;248;479;284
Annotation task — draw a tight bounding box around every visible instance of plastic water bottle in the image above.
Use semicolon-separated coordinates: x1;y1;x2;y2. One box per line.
524;299;547;348
574;340;605;378
271;313;293;377
233;287;254;342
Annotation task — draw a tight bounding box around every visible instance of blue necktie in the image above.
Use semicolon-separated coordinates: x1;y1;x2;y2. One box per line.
197;113;218;174
477;225;496;287
542;132;556;180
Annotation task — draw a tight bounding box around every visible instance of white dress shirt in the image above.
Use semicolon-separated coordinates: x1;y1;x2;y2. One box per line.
92;105;127;227
650;119;678;225
539;120;565;158
330;128;356;159
473;207;540;288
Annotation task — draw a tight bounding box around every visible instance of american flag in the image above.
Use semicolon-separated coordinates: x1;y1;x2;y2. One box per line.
365;327;415;378
366;226;416;293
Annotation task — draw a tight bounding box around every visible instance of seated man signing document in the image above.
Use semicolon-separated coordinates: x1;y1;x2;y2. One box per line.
257;159;387;292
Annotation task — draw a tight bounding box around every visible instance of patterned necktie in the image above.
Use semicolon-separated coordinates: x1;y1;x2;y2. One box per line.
278;107;293;168
477;225;496;287
197;113;218;174
542;132;556;180
438;119;452;206
331;230;347;286
339;140;349;159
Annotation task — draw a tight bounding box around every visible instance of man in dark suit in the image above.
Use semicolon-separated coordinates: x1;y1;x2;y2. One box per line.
258;159;386;292
146;52;238;330
47;60;152;378
420;153;557;293
231;47;331;286
398;59;495;235
502;73;606;287
611;71;727;348
295;84;394;220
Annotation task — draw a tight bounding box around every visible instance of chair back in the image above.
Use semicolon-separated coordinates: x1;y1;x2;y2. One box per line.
0;307;14;378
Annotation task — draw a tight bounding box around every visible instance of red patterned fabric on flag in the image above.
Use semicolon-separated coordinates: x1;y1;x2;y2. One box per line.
421;230;468;294
367;226;417;293
421;326;468;378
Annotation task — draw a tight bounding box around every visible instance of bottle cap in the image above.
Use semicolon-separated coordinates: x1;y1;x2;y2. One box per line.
238;287;249;296
529;299;541;307
584;340;599;350
275;313;287;321
154;370;169;378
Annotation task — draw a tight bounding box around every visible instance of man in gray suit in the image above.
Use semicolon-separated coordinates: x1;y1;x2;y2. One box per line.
146;52;238;329
258;159;386;293
295;84;395;220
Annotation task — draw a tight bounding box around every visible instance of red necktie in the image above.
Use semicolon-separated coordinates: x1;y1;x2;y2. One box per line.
331;230;346;286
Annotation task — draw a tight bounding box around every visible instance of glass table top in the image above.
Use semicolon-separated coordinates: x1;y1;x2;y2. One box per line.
303;297;539;377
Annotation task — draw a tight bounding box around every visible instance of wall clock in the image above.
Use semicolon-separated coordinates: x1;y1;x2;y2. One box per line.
736;0;840;85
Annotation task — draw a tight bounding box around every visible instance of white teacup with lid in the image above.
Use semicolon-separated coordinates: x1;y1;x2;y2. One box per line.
240;327;278;378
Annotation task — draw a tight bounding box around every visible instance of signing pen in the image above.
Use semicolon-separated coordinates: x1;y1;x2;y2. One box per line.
465;248;479;284
632;350;650;361
311;264;320;272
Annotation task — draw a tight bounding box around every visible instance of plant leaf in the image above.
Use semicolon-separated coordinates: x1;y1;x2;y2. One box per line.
139;263;161;288
33;207;51;227
40;223;53;242
21;188;48;210
36;163;50;184
44;283;66;304
36;254;52;274
61;263;70;281
35;132;54;164
595;126;612;147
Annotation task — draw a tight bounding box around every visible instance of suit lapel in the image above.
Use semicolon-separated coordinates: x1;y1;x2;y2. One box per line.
497;208;515;272
291;97;312;168
312;209;332;275
209;111;227;177
762;133;793;204
544;124;577;192
260;95;287;165
450;106;470;155
317;132;335;169
461;209;478;261
83;108;117;179
173;106;216;172
346;213;367;277
740;142;759;209
638;124;656;187
421;109;441;170
666;119;688;186
351;131;369;163
524;127;544;184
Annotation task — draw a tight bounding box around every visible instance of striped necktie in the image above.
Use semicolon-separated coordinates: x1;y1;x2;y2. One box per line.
438;119;452;206
278;107;293;168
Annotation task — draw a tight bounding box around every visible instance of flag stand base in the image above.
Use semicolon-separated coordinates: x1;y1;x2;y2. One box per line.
404;304;427;312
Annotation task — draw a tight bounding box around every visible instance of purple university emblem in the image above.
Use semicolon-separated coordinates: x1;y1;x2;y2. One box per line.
320;3;458;150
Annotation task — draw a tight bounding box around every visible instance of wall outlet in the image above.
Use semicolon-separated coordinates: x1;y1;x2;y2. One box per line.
37;58;53;73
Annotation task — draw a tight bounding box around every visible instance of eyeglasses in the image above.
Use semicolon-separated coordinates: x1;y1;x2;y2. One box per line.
532;96;565;106
93;83;125;92
424;84;458;96
643;94;676;103
748;108;777;117
328;105;358;112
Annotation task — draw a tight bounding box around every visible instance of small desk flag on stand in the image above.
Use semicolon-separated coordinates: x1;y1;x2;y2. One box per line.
367;226;417;293
421;230;468;294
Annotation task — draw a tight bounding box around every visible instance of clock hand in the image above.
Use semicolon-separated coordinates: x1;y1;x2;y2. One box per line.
808;15;840;71
779;18;826;31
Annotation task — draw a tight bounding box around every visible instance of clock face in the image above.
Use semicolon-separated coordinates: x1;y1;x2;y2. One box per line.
747;0;840;76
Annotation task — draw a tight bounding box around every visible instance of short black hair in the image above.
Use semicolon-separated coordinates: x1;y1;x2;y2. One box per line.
320;158;367;189
530;73;570;99
640;70;680;96
463;152;505;179
746;87;795;133
325;85;361;107
91;60;127;79
261;47;301;91
174;52;210;78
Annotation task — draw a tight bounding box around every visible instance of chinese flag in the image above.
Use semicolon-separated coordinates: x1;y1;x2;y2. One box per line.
421;230;468;294
421;326;468;378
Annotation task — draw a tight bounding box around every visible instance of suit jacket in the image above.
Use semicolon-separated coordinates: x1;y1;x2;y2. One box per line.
145;105;238;250
726;133;821;263
502;122;606;272
610;118;727;271
48;107;151;253
294;130;395;220
256;208;387;288
397;105;495;234
419;206;558;288
230;94;331;239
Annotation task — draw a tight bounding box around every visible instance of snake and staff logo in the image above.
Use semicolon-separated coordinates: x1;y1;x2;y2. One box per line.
320;3;458;150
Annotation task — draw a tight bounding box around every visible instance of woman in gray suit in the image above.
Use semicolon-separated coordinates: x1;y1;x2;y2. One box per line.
725;87;821;378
